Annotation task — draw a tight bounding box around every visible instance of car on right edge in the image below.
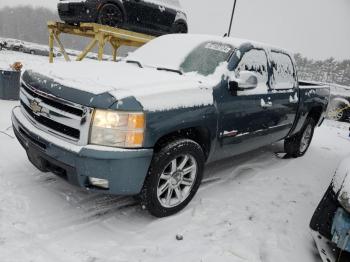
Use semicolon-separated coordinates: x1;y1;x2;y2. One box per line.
310;156;350;262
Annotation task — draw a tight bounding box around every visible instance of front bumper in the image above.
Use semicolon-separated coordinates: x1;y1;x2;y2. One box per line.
12;106;153;195
58;1;98;23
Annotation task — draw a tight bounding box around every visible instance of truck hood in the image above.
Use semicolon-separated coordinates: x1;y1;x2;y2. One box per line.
23;60;216;111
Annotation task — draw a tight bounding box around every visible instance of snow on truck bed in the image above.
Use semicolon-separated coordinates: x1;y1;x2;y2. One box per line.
1;102;350;261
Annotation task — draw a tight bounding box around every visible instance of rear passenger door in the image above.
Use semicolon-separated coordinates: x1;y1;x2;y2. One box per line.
268;51;299;139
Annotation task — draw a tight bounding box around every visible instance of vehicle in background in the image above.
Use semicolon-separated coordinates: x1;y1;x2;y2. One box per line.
310;156;350;262
57;0;188;36
327;84;350;122
22;44;62;58
8;39;25;52
0;40;7;50
12;34;330;217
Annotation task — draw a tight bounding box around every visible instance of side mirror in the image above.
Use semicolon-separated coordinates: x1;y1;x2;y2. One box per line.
229;71;258;91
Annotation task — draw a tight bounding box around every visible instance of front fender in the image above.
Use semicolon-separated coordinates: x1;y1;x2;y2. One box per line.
143;105;218;149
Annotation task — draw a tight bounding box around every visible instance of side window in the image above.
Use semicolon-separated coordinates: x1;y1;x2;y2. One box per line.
166;0;181;8
235;49;269;94
271;51;296;90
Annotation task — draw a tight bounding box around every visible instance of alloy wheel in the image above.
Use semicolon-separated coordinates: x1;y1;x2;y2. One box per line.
157;154;198;208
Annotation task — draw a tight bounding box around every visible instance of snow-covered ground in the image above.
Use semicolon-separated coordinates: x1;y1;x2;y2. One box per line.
0;101;349;262
1;50;350;262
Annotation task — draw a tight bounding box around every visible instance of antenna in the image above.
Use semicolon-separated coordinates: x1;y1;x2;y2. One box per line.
227;0;238;37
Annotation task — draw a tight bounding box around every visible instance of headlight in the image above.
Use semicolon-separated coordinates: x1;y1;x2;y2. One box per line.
90;109;145;148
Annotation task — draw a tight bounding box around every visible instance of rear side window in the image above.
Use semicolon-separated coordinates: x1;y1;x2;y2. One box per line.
271;51;296;90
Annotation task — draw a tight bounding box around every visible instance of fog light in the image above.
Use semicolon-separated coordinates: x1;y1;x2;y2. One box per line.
89;177;109;189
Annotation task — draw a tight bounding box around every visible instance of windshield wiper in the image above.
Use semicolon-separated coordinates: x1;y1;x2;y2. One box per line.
157;67;183;75
126;60;143;68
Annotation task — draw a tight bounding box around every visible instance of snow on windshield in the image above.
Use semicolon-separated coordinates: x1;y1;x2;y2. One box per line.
128;35;234;76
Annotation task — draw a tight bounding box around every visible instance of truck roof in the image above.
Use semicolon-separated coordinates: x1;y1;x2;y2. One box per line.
163;34;291;57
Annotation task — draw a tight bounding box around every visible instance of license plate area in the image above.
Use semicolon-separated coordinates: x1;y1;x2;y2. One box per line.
331;208;350;252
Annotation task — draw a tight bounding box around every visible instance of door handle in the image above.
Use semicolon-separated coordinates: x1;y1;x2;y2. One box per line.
261;99;272;108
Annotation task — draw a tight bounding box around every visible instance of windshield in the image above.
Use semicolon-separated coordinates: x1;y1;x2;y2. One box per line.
127;35;234;76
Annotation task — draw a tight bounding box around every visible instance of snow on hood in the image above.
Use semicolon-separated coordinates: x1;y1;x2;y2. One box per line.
27;60;183;95
332;156;350;195
25;60;216;112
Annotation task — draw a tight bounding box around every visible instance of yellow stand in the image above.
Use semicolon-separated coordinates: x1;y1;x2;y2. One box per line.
47;21;155;63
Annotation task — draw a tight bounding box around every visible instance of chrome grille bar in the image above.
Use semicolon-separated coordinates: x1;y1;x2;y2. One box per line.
19;82;93;146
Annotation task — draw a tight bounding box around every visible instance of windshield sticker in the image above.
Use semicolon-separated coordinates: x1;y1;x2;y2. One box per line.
205;43;232;53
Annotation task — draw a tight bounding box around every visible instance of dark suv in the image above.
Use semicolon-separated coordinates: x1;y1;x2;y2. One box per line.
57;0;188;36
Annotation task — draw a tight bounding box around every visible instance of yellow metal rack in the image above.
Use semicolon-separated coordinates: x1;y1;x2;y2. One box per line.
48;21;155;63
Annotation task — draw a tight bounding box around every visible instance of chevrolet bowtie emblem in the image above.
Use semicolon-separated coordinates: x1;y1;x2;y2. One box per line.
29;100;42;114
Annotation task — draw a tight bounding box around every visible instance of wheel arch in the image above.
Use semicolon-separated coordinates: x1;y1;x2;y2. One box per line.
153;126;212;161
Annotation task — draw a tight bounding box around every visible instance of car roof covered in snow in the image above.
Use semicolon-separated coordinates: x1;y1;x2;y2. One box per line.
154;34;291;55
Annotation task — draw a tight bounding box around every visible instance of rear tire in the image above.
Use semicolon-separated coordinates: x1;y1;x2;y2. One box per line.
98;4;124;28
140;139;205;217
284;118;316;158
171;23;188;34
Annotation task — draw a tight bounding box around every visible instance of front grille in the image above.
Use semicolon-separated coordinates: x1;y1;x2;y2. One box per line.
21;101;80;139
22;83;83;117
19;82;93;144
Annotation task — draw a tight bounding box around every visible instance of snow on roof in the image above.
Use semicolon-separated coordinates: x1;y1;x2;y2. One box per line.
159;34;290;55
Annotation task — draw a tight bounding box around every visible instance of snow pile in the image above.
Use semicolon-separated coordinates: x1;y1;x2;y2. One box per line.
0;95;350;261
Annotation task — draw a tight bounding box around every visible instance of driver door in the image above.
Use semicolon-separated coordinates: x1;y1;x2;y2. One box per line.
217;47;276;157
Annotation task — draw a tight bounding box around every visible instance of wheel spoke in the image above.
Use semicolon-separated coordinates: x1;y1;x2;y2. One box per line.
174;187;183;201
170;159;177;174
183;164;196;175
160;172;171;180
181;177;193;186
166;188;174;205
158;182;169;197
178;155;189;170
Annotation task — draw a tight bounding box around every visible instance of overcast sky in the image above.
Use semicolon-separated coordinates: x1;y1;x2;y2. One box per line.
1;0;349;60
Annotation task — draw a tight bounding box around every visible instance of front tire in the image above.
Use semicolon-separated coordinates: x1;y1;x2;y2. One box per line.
284;118;316;158
98;4;124;28
140;139;205;217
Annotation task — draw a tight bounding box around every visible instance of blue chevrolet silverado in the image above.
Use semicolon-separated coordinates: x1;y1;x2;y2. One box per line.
12;34;330;217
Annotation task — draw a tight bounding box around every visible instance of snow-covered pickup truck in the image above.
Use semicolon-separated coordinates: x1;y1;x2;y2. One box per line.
12;34;330;217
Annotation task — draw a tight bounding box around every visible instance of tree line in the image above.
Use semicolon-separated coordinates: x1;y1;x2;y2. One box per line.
294;54;350;86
